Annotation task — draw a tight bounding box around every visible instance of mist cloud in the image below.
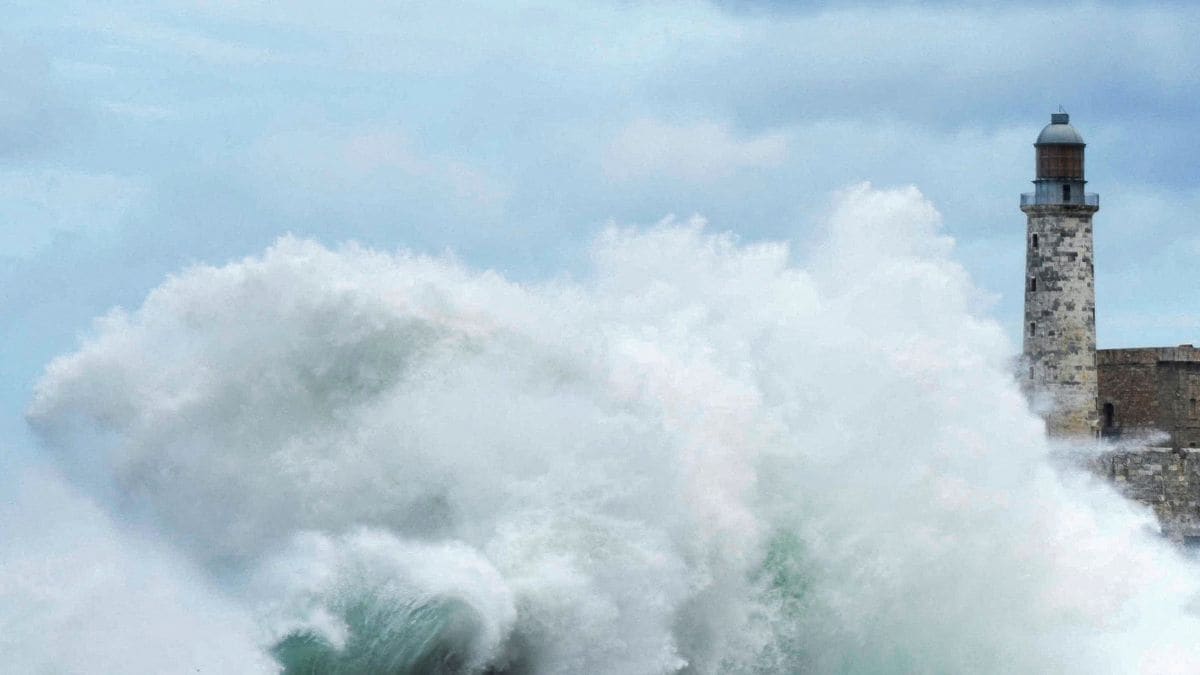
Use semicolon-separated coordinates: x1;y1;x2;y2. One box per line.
23;184;1200;672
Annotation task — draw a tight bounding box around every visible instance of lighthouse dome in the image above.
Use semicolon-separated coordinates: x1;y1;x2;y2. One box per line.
1036;112;1085;145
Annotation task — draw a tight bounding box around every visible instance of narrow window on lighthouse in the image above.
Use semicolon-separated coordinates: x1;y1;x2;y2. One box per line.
1062;184;1071;202
1103;403;1115;429
1031;233;1039;249
1028;277;1037;292
1029;322;1036;337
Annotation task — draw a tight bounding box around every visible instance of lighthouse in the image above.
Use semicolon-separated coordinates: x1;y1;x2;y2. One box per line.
1021;111;1100;437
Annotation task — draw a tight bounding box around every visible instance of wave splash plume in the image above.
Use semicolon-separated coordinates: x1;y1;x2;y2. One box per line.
21;184;1200;673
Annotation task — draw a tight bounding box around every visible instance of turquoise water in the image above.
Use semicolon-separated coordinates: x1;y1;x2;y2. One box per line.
273;597;485;674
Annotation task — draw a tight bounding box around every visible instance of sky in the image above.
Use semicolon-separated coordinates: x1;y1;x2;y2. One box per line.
2;0;1200;460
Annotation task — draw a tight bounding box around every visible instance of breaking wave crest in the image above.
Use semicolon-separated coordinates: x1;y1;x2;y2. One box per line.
22;184;1200;673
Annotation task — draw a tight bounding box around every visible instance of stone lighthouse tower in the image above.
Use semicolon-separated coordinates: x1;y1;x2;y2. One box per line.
1021;111;1099;437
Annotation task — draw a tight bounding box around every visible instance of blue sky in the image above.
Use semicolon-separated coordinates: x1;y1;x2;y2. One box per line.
3;1;1199;459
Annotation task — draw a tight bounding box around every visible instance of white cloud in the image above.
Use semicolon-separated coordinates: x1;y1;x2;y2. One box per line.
603;118;790;183
0;42;70;157
101;101;176;121
341;129;508;206
245;125;508;212
94;17;291;66
121;19;285;64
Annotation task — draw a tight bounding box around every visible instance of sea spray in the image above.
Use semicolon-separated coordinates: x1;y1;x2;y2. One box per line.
0;468;276;674
257;531;515;674
20;183;1200;673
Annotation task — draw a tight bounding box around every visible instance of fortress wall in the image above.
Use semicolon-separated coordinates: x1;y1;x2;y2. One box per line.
1097;351;1160;432
1161;361;1200;449
1098;347;1200;449
1099;448;1200;543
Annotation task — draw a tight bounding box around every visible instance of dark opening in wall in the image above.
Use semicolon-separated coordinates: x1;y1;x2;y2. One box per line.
1191;398;1197;417
1062;184;1071;201
1029;322;1036;337
1032;233;1039;249
1103;402;1115;429
1028;277;1037;292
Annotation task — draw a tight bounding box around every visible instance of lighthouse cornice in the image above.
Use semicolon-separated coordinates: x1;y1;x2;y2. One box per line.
1020;202;1099;215
1020;191;1098;210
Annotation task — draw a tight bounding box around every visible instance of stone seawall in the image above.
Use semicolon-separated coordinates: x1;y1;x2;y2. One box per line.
1097;447;1200;543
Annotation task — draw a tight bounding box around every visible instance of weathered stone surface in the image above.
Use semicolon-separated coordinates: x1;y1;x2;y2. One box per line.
1097;447;1200;542
1021;203;1099;437
1098;346;1200;449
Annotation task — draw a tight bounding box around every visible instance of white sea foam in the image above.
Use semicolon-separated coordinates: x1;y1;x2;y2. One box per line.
19;183;1200;673
0;467;274;674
